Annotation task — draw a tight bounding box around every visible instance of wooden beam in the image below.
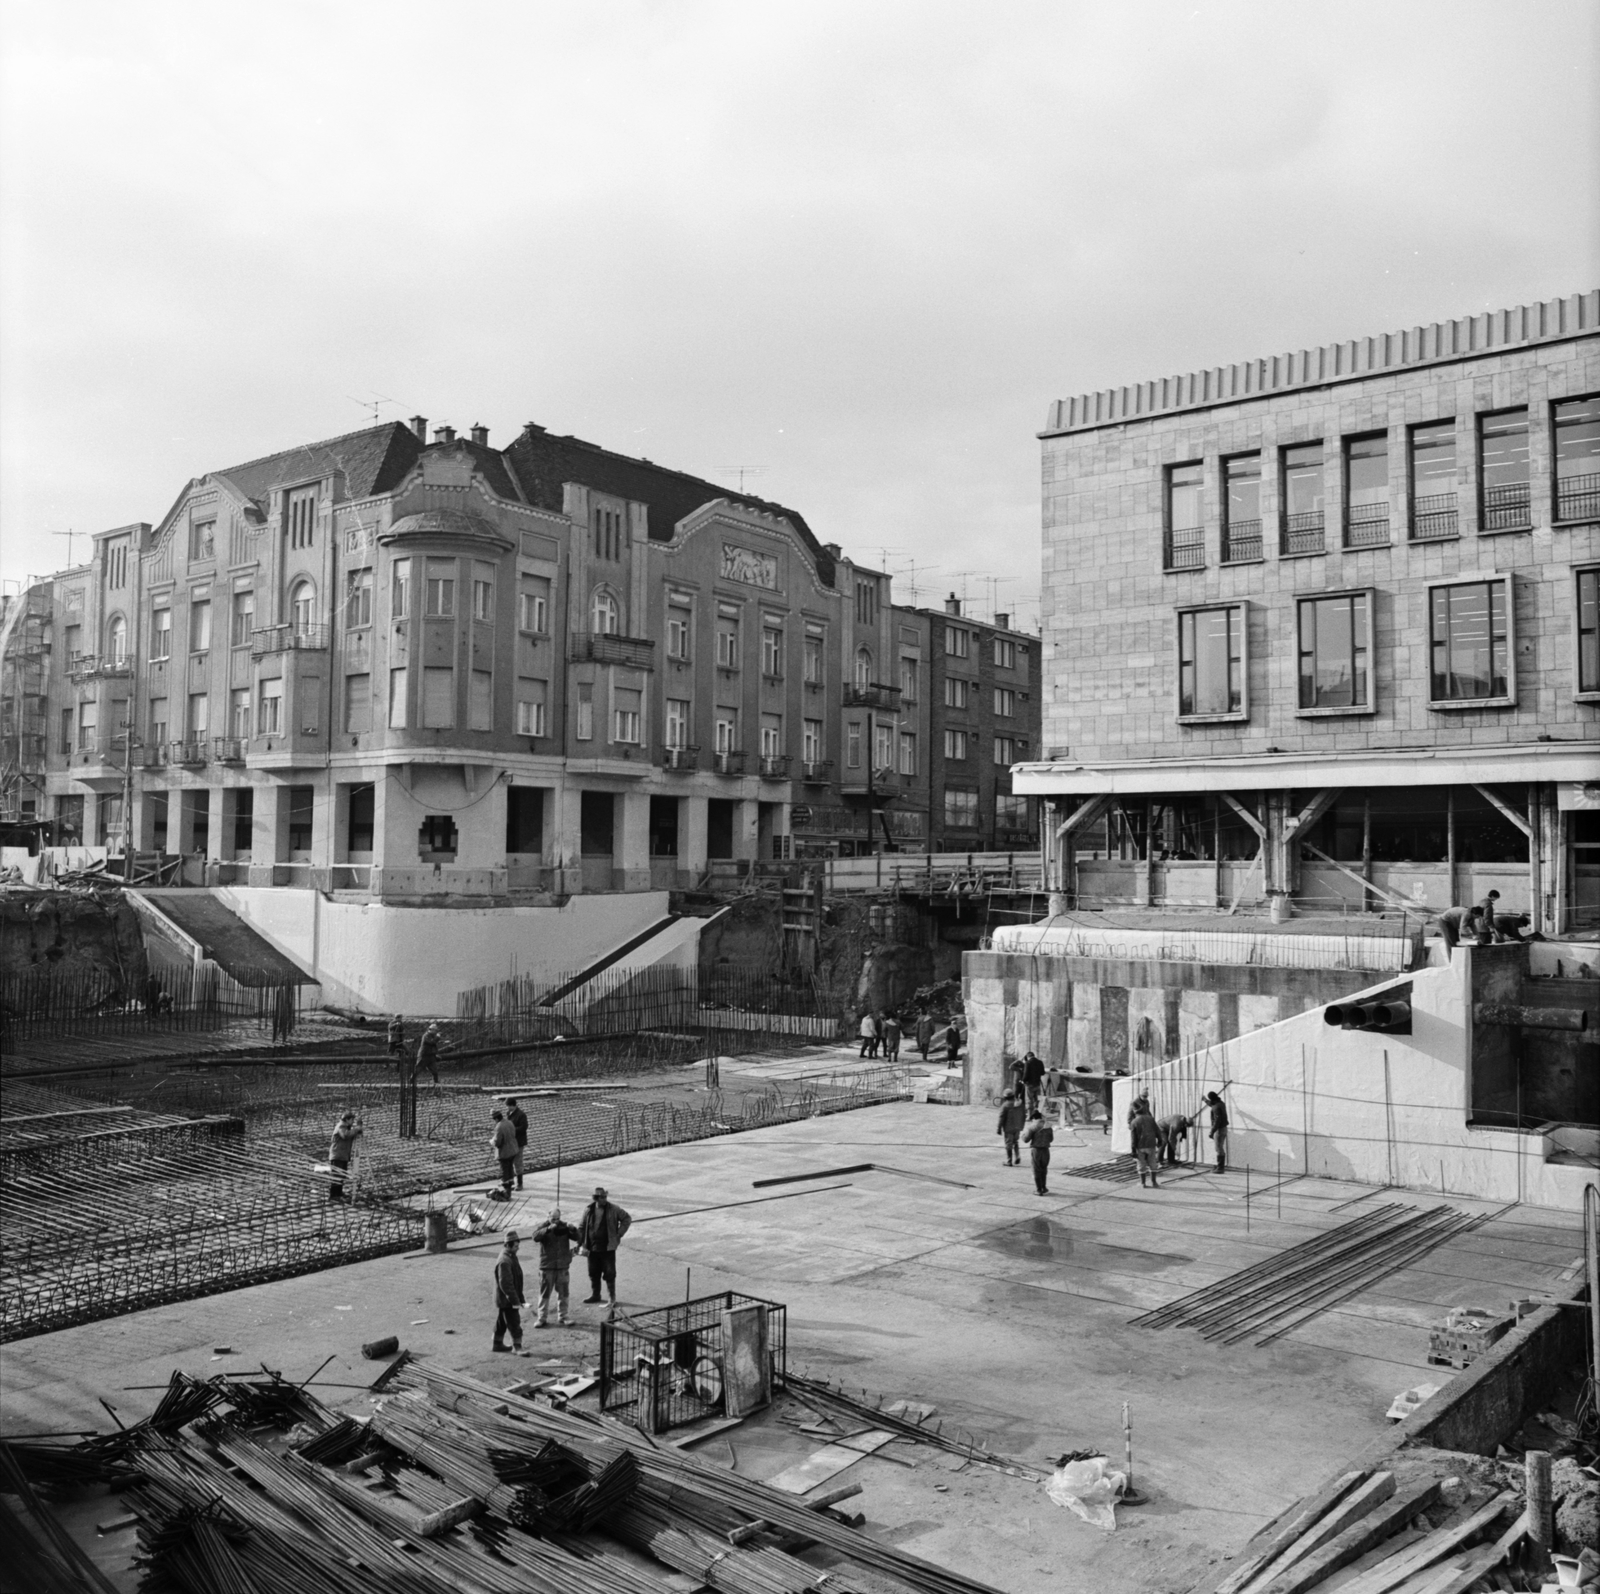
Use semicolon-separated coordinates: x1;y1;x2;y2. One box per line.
1300;843;1419;912
1055;793;1111;839
1286;787;1341;837
1471;783;1532;839
1219;792;1266;839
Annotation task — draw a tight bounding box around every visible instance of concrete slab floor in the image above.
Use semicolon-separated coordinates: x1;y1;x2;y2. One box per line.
2;1101;1581;1594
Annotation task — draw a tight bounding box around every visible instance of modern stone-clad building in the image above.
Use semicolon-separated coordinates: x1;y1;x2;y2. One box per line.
1014;291;1600;932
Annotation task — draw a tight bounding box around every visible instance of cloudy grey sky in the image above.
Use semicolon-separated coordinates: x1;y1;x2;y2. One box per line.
2;1;1596;623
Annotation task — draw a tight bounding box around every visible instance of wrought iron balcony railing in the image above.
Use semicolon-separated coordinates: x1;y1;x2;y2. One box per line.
711;749;747;775
567;632;656;670
1411;492;1458;541
661;745;699;772
801;759;834;783
170;740;209;767
757;753;791;778
1482;480;1531;532
252;623;330;658
1164;526;1205;570
1344;504;1390;547
1557;471;1600;523
213;737;245;763
1221;519;1262;563
66;653;134;682
841;683;902;710
1281;511;1325;555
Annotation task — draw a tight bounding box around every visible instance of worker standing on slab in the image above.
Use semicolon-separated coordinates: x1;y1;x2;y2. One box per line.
492;1230;525;1352
914;1013;935;1060
576;1185;632;1319
858;1011;877;1058
504;1097;529;1191
882;1012;902;1062
387;1013;405;1058
944;1019;963;1063
530;1208;579;1328
489;1109;518;1201
1130;1101;1162;1188
1022;1110;1053;1195
417;1023;442;1084
1204;1090;1230;1172
327;1111;362;1201
1021;1051;1046;1114
996;1091;1026;1166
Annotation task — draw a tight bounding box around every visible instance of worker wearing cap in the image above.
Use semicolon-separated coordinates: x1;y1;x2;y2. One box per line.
492;1231;524;1352
996;1091;1026;1166
504;1096;529;1191
575;1185;632;1319
416;1023;442;1084
530;1208;579;1328
327;1111;362;1202
1204;1090;1230;1173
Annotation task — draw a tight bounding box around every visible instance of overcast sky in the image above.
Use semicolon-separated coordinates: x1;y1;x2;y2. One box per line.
2;1;1596;625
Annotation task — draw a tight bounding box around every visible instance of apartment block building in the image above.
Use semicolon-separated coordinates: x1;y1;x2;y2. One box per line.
14;418;936;893
1014;291;1600;932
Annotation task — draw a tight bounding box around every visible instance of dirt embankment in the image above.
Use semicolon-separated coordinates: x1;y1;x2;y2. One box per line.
1;889;148;988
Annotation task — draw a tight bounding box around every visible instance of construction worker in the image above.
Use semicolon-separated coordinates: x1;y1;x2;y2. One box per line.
996;1091;1026;1165
1021;1110;1053;1195
1021;1051;1046;1114
489;1109;518;1201
576;1185;632;1319
1130;1101;1162;1188
387;1013;405;1057
914;1013;935;1060
504;1096;529;1190
1473;889;1502;937
858;1011;877;1058
1158;1110;1194;1166
1434;905;1480;952
417;1023;442;1083
530;1208;579;1328
944;1019;963;1064
327;1111;362;1201
491;1231;525;1353
882;1012;902;1061
1204;1090;1230;1173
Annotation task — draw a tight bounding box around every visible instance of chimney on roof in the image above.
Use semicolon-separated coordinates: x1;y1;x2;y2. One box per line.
822;542;841;558
410;415;428;441
995;612;1010;630
523;422;546;436
945;593;961;615
469;423;489;446
435;424;456;445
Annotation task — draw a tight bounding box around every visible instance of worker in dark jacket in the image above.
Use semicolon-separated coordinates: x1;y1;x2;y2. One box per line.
914;1014;935;1059
1021;1111;1054;1195
1473;890;1501;937
504;1097;529;1190
996;1091;1026;1165
1021;1052;1046;1113
417;1023;442;1083
489;1110;518;1200
1158;1111;1194;1166
387;1014;405;1057
492;1231;525;1352
575;1186;633;1319
1204;1090;1230;1173
1130;1102;1162;1188
327;1111;362;1201
1434;905;1480;951
530;1209;579;1328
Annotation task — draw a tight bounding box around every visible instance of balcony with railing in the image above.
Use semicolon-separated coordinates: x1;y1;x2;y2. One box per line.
251;623;330;658
1481;480;1531;532
841;682;902;710
213;737;245;764
139;744;169;769
66;652;134;683
170;740;209;767
1164;525;1205;570
757;753;791;778
660;744;700;772
1221;518;1262;563
1280;511;1325;556
567;632;655;670
1411;492;1459;541
711;749;747;776
1557;471;1600;523
1344;503;1391;548
801;759;834;783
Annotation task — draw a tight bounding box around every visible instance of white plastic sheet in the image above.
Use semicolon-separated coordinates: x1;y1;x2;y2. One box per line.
1046;1456;1129;1530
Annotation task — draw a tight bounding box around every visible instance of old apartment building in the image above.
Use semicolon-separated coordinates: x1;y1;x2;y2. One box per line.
12;419;939;898
1016;291;1600;931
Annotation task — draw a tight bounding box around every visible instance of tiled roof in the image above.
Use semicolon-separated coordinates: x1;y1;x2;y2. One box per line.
211;422;423;505
502;426;834;588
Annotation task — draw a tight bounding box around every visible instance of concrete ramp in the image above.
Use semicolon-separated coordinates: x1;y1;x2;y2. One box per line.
540;909;723;1008
131;890;318;987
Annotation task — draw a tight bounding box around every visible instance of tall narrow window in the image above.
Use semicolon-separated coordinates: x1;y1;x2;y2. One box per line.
1178;606;1244;717
944;677;969;709
151;607;172;660
1222;454;1262;562
1554;396;1600;523
1479;410;1531;531
591;588;620;635
287;486;317;548
149;698;168;749
992;636;1016;669
716;615;739;667
77;700;97;751
228;687;250;738
714;710;739;754
846;722;861;768
231;589;255;646
873;722;893;771
469;669;493;731
422;666;455;728
803;631;824;683
575;682;593;740
519;577;550;634
613;687;642;744
387;668;407;729
855;580;877;626
804;719;823;764
1298;592;1371;710
1344;435;1390;547
994;736;1017;765
392;558;411;620
289;581;315;635
344;569;372;628
1280;443;1325;555
425;560;455;617
760;712;782;758
853;647;872;691
943;729;968;759
187;693;209;737
994;687;1015;717
665;698;691;748
1579;569;1600;694
667;600;691;659
344;674;370;732
1165;462;1204;569
516;681;548;738
190;598;211;653
762;627;783;677
106;615;127;664
898;731;916;775
1430;580;1509;702
945;625;969;658
899;657;918;701
472;562;495;621
1410;420;1458;540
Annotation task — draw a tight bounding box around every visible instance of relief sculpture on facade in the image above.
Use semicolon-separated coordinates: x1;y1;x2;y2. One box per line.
720;543;777;589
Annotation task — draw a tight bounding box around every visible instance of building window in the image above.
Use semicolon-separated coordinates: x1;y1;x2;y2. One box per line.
899;656;918;701
289;581;315;635
714;710;739;754
1579;569;1600;695
1280;443;1326;555
422;666;455;728
898;731;915;775
855;580;877;626
944;676;969;709
387;668;407;729
106;541;128;589
593;504;624;560
347;784;374;854
760;712;782;758
716;616;740;667
519;577;550;634
224;687;247;739
59;707;72;755
259;680;283;736
762;627;783;677
186;692;208;738
392;558;411;620
516;682;548;737
803;630;824;683
1480;409;1532;532
1554;396;1600;522
584;588;617;636
992;635;1017;669
472;562;495;622
469;669;493;731
803;720;823;763
190;598;211;653
425;560;455;617
231;589;255;646
1344;435;1390;547
994;736;1017;765
418;814;457;857
994;686;1015;717
1430;579;1510;703
151;607;171;660
1297;592;1371;710
846;722;861;767
873;722;893;771
1410;420;1458;540
1220;453;1262;562
1178;605;1244;718
344;674;370;732
943;728;969;760
944;789;978;829
1165;462;1205;569
945;624;970;658
343;570;372;630
853;647;872;690
190;520;216;562
614;687;642;744
666;601;691;658
997;793;1030;833
106;614;127;664
77;700;97;751
575;682;593;740
666;697;691;748
149;698;167;749
287;486;317;548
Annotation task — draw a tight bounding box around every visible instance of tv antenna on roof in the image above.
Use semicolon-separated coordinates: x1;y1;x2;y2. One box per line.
52;529;84;568
713;467;764;493
349;393;400;424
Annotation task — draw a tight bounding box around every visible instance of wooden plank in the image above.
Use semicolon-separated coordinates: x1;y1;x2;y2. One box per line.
764;1430;897;1495
1334;1490;1515;1594
670;1416;747;1449
1256;1481;1443;1594
1316;1529;1426;1592
1244;1473;1397;1589
1211;1471;1372;1594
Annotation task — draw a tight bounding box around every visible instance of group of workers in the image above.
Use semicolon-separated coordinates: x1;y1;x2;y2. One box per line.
858;1010;964;1062
1433;890;1533;951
